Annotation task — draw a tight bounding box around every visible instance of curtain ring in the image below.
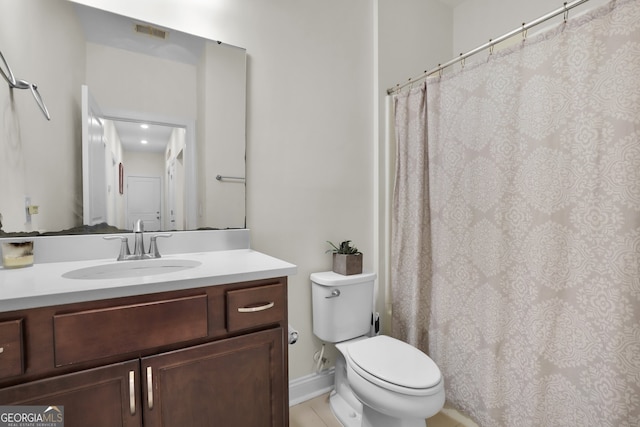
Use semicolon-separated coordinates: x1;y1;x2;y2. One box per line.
438;64;443;78
563;2;569;23
489;39;494;56
460;55;466;69
521;23;528;41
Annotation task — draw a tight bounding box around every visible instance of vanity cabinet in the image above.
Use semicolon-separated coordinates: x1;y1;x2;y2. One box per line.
142;328;284;426
0;277;289;427
0;360;141;427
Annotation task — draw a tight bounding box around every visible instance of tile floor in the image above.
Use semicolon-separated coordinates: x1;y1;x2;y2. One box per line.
290;393;477;427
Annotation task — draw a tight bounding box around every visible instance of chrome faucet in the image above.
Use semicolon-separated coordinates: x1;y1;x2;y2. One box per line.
132;219;146;258
104;219;172;261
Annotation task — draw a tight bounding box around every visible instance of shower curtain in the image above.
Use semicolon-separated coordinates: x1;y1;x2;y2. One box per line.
391;0;640;426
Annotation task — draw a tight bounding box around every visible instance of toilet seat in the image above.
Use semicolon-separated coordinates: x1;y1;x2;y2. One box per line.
346;335;442;396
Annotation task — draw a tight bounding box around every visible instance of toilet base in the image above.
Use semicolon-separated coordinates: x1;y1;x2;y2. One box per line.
329;348;363;427
329;390;362;427
362;405;426;427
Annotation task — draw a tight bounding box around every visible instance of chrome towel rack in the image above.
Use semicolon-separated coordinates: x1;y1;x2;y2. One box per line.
0;49;50;120
216;174;245;183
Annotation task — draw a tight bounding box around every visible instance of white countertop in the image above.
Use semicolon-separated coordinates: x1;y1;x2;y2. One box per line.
0;249;297;312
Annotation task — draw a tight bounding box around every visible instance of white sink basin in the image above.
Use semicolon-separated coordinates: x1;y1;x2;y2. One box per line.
62;259;202;280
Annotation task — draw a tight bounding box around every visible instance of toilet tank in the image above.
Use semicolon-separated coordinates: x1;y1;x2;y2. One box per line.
311;271;377;343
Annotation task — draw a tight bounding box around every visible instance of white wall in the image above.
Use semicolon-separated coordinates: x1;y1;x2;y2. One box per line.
243;1;376;380
452;0;610;57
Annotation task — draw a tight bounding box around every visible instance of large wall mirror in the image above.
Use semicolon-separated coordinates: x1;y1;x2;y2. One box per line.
0;0;246;235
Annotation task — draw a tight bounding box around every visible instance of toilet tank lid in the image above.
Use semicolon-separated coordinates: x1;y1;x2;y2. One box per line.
310;271;377;286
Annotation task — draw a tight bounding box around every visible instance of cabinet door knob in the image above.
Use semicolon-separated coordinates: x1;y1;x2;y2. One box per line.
129;370;136;415
146;366;154;410
237;302;275;313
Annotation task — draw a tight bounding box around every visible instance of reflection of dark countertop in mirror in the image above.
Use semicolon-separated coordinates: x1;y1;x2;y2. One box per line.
0;223;124;238
0;223;241;238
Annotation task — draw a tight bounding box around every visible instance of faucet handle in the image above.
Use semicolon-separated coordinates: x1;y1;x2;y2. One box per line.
148;233;172;258
103;235;131;261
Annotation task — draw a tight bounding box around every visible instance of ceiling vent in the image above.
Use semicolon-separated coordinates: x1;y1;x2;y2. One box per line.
134;24;168;40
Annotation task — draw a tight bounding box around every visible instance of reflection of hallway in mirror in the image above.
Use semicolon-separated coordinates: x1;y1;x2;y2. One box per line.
127;176;161;231
103;119;187;232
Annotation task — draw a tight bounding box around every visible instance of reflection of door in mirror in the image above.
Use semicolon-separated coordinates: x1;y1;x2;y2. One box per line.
82;86;108;226
127;176;161;231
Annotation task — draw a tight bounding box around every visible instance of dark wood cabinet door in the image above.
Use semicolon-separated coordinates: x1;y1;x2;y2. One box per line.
142;328;286;427
0;359;142;427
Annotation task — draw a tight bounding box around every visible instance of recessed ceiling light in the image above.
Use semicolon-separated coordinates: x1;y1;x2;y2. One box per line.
141;140;148;144
140;124;149;129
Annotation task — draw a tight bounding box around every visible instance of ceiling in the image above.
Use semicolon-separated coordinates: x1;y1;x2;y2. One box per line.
111;120;179;153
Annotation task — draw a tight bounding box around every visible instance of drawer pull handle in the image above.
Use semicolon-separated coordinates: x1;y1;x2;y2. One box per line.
0;347;3;354
237;302;275;313
129;370;136;415
146;366;154;410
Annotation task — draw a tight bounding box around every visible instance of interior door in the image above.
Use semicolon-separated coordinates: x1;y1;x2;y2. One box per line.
81;85;108;225
127;176;161;231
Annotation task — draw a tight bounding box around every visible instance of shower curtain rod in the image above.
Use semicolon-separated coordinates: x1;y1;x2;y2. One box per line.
387;0;591;95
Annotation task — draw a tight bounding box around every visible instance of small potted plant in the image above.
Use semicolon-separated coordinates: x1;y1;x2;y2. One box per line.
326;240;362;276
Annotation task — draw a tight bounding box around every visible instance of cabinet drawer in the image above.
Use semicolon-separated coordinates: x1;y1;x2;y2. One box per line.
0;319;24;379
53;294;208;367
226;283;286;332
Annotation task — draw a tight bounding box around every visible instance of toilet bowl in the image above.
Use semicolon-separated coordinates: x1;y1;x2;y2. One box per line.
311;271;445;427
342;336;445;426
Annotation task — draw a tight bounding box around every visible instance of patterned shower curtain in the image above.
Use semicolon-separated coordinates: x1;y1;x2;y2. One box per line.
391;0;640;426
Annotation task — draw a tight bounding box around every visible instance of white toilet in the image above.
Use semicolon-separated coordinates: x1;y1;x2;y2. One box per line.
311;271;445;427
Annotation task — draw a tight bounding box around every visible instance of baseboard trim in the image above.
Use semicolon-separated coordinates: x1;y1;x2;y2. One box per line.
440;407;479;427
289;368;335;406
